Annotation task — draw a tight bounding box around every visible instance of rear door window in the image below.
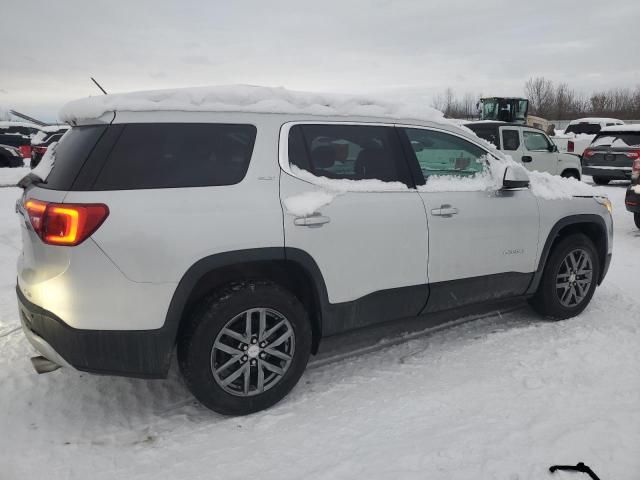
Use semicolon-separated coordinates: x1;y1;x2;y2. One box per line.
288;124;410;184
501;129;520;151
92;123;256;190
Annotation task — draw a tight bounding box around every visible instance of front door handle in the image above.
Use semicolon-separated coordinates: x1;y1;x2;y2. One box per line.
431;204;458;217
294;215;331;227
522;155;533;163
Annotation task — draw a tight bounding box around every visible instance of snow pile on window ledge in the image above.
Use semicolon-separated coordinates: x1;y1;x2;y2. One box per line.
282;191;339;217
31;142;57;181
59;85;448;125
282;166;409;216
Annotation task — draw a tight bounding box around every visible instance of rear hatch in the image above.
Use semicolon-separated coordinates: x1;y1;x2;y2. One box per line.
583;131;640;169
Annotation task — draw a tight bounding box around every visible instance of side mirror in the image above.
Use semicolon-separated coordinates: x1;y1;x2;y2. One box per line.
502;165;530;189
548;144;558;153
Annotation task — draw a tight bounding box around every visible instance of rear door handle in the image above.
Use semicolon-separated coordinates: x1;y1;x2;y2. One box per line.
294;215;331;227
431;204;458;217
522;156;533;163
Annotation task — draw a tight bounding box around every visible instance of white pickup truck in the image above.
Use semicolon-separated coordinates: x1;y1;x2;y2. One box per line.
466;121;582;178
552;117;625;156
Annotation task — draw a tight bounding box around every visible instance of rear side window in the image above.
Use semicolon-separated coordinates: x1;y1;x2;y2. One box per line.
43;126;108;190
93;123;256;190
501;130;520;151
467;127;498;147
288;124;406;183
565;123;601;135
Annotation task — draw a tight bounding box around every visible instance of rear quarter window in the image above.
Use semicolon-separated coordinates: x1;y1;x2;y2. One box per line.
92;123;256;190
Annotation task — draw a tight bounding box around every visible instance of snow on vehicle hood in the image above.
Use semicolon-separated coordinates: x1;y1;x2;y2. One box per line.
60;84;449;125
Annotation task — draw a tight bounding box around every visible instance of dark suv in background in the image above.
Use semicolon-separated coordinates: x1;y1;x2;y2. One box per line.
582;126;640;185
625;154;640;229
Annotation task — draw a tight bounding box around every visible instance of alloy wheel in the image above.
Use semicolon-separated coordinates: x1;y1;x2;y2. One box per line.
210;308;295;396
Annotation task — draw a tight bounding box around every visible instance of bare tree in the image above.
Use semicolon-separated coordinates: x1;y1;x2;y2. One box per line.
525;77;554;116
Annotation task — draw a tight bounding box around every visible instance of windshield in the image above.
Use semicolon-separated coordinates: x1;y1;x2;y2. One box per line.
481;100;499;120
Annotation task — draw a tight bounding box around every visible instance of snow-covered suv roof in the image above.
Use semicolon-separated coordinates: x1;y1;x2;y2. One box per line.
600;124;640;133
567;117;624;126
60;85;449;126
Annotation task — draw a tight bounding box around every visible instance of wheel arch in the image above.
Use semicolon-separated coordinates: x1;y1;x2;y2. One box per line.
526;214;609;295
165;248;328;360
560;168;581;180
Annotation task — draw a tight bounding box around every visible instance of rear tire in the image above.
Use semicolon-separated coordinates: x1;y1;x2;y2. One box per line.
178;281;312;415
593;176;610;185
529;234;599;320
635;213;640;230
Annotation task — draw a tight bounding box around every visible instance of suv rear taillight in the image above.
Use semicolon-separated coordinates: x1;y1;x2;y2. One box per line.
583;148;595;158
19;145;31;158
24;200;109;246
632;157;640;180
568;140;574;153
32;146;47;157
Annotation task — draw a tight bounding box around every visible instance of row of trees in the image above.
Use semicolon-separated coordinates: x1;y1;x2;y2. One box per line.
432;77;640;120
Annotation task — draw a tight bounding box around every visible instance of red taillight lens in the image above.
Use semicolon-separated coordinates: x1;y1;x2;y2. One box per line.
632;158;640;180
24;200;109;246
624;150;640;160
19;145;31;158
583;149;596;158
568;140;574;153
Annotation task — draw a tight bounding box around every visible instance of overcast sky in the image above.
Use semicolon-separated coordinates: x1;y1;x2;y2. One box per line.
1;0;639;122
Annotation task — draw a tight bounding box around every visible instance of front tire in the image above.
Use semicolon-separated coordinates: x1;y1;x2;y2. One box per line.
593;176;610;185
178;281;312;415
635;213;640;230
529;234;599;320
561;170;580;180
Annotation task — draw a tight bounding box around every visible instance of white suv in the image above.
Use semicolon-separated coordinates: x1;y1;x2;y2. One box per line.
16;86;613;415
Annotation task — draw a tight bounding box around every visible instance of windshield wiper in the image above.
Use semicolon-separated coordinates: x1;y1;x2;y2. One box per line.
550;462;601;480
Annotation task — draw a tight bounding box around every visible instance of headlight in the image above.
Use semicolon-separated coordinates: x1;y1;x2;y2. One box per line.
594;196;612;214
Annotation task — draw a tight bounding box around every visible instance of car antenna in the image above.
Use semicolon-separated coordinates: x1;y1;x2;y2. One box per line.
91;77;108;95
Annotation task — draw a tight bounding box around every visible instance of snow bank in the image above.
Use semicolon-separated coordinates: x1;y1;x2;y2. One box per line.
0;167;30;187
60;85;448;125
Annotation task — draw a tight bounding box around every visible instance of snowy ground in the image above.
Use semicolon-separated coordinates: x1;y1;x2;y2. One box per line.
1;179;638;480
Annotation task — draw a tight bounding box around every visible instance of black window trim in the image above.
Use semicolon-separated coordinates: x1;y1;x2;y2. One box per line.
394;123;497;186
278;121;417;190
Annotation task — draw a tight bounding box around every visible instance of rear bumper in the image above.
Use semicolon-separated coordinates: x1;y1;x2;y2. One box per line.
626;186;640;213
583;166;631;179
17;286;173;378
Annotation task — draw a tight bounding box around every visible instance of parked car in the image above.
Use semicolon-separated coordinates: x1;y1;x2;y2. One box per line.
0;144;24;167
582;125;640;185
17;87;613;415
0;121;41;159
552;118;625;156
30;126;69;168
624;152;640;229
466;122;581;178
